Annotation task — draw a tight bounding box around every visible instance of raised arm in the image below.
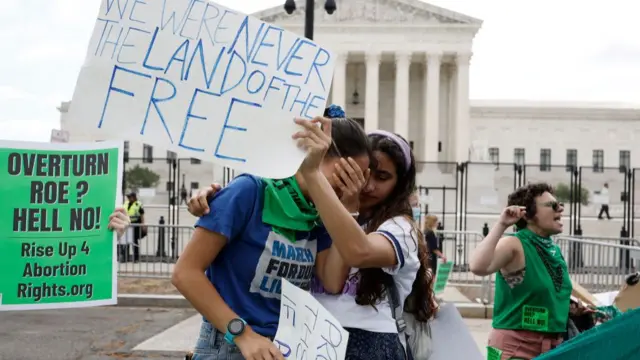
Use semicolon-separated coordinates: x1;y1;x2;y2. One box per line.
314;159;369;292
469;206;525;276
293;118;398;269
315;240;351;294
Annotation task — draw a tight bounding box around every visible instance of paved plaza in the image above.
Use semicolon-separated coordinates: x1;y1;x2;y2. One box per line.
0;301;493;359
133;313;493;358
0;307;196;359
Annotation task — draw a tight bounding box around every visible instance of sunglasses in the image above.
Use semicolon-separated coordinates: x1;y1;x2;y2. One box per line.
540;201;564;211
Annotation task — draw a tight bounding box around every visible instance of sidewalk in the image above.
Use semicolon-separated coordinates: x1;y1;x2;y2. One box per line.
132;314;493;357
129;286;492;358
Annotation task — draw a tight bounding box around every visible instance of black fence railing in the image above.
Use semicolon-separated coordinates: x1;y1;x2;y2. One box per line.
119;157;640;239
415;161;639;239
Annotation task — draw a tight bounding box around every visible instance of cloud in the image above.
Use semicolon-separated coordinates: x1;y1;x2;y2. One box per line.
17;42;87;64
0;86;32;101
0;119;57;142
591;43;640;65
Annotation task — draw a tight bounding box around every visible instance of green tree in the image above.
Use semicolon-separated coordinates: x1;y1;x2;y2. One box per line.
555;182;590;206
124;165;160;190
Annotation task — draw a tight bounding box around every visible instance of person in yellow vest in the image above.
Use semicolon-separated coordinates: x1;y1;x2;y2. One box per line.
122;191;146;262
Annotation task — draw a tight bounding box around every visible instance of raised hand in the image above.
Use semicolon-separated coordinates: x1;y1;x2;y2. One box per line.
333;157;370;213
292;116;332;174
499;206;526;227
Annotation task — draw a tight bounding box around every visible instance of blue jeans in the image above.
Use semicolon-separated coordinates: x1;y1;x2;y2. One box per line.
192;321;246;360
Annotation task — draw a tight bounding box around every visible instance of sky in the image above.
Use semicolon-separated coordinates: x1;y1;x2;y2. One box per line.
1;0;639;142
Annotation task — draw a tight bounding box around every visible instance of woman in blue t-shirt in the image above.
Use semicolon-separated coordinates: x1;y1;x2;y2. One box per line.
171;107;371;360
189;117;438;360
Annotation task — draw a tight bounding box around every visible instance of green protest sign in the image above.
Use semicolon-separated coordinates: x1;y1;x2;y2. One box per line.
0;140;122;311
433;261;453;294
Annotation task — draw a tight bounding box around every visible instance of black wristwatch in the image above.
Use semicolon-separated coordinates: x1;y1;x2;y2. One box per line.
224;318;247;344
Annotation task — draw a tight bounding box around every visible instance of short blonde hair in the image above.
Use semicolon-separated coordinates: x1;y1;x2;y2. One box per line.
424;215;438;231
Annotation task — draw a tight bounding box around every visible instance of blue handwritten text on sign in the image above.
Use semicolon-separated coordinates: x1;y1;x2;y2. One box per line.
68;0;335;178
274;280;348;359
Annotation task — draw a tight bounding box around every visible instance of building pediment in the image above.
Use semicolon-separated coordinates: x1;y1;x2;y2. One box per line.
254;0;482;26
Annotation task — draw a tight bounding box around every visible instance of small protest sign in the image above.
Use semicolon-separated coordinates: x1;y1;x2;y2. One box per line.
68;0;336;179
433;261;453;294
274;279;349;359
0;140;122;311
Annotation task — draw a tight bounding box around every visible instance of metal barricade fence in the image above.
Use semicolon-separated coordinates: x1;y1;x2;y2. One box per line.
115;226;639;297
117;223;194;278
554;236;640;293
437;230;494;303
563;235;640;247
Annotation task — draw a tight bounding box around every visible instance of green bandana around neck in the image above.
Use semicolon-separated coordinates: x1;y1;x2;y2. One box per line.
517;227;559;263
262;177;319;243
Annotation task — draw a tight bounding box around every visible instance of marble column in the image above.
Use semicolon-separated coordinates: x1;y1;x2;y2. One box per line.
332;52;347;108
364;51;381;133
424;51;442;162
394;51;412;140
455;52;472;162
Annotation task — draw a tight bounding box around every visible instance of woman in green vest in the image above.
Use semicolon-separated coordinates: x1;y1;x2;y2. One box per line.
469;182;572;359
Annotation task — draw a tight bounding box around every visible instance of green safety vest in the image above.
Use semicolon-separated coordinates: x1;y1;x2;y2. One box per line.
124;200;142;223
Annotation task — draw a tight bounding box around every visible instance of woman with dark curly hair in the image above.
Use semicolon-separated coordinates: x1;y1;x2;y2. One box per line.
469;183;572;359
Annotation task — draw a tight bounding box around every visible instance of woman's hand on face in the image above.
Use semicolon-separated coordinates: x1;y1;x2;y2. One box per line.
187;183;222;217
108;208;130;238
235;331;285;360
293;117;332;175
333;157;370;212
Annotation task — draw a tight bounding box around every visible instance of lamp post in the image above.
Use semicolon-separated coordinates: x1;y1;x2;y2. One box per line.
284;0;336;40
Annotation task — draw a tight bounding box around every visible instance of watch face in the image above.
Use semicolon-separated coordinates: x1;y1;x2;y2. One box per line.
228;319;245;335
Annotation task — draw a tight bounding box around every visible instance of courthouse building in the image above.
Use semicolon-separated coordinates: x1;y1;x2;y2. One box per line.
59;0;640;237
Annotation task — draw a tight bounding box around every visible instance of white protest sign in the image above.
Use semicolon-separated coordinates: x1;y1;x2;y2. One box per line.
68;0;336;179
274;279;349;360
429;303;484;360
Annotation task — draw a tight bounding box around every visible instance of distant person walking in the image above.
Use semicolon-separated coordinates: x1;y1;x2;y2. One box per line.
180;185;188;205
597;183;611;220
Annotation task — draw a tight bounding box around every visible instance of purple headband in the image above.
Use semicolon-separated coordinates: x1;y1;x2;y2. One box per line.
368;130;412;171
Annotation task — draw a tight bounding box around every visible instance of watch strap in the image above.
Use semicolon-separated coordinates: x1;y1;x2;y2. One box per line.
224;318;247;344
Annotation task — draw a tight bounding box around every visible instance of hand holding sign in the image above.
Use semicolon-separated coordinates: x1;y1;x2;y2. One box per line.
274;280;348;360
108;207;130;238
0;140;122;311
293;117;332;174
236;330;284;360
